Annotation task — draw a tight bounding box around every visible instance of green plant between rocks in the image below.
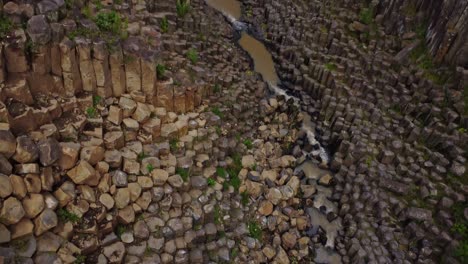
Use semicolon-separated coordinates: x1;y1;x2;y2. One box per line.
243;139;253;149
247;220;262;240
95;10;128;38
359;7;374;25
146;164;154;173
86;107;98;118
176;0;190;17
57;208;80;223
160;17;169;33
176;167;190;182
186;48;199;64
156;64;166;79
207;178;216;187
0;15;13;39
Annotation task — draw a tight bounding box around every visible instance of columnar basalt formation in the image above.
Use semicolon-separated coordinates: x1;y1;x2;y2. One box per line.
0;0;466;263
241;0;467;262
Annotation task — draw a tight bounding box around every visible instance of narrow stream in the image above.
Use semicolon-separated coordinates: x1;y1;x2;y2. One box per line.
204;1;340;263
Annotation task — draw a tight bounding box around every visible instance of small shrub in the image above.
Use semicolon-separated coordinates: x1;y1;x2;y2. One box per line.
214;126;222;136
156;64;166;79
247;220;262;240
325;62;337;71
207;178;216;187
81;5;92;19
359;7;374;25
216;167;227;178
0;16;13;39
243;139;253;149
137;152;148;162
455;240;468;263
95;11;127;37
146;164;154;173
74;255;86;264
170;138;179;151
57;208;80;223
213;84;221;93
176;167;190;182
186;48;198;64
116;224;127;238
240;191;249;206
93;95;102;106
86;107;98;118
160;17;168;33
176;0;190;17
211;107;223;118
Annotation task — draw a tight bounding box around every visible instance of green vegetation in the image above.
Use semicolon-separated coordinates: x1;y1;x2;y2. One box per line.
247;220;262;240
74;255;87;264
86;107;98;118
186;48;199;64
216;167;227;178
81;5;92;19
451;202;468;262
156;64;166;79
0;16;13;39
240;191;249;206
225;154;242;191
214;125;222;136
95;11;128;37
359;7;374;25
176;167;190;182
160;17;168;33
213;84;221;93
137;151;148;162
116;224;127;238
207;178;216;187
57;208;80;223
243;139;253;149
325;62;337;71
211;106;223;118
146;164;154;173
176;0;190;17
170;138;179;151
93;95;102;106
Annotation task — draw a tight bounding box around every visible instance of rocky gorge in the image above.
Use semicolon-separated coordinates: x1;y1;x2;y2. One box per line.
0;0;466;263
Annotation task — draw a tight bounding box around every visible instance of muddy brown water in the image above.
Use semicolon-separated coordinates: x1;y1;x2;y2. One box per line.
205;0;241;20
205;0;340;262
238;32;279;86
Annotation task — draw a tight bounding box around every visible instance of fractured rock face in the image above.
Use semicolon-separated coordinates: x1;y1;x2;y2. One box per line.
34;208;58;236
37;137;61;166
0;130;17;158
67;160;96;184
13;135;39;163
26;15;51;45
